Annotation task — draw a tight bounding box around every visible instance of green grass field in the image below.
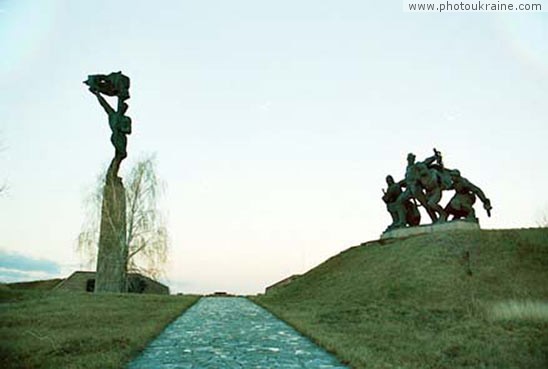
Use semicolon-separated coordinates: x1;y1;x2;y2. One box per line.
0;287;199;369
254;228;548;369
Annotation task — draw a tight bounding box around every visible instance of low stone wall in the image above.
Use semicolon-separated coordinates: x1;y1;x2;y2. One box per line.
54;271;169;295
265;274;301;294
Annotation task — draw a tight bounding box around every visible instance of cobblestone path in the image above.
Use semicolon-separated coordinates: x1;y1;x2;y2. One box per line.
128;297;348;369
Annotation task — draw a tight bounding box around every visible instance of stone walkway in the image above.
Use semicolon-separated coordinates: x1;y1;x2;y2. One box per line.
128;297;348;369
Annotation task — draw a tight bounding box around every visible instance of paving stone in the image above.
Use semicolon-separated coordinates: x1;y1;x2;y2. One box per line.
128;297;348;369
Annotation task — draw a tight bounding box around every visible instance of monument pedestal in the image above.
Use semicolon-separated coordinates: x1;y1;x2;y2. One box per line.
95;176;128;293
381;220;480;240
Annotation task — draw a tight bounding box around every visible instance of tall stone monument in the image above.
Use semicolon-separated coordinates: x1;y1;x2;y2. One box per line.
84;72;132;293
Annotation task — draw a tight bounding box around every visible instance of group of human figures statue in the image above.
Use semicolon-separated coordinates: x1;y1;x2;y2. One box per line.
382;149;492;232
84;71;132;180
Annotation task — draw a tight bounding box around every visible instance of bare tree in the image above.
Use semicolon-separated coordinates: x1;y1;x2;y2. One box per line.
537;212;548;228
0;138;6;195
77;154;168;279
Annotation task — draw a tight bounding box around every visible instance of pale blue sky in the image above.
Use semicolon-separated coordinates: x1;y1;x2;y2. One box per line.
1;1;547;294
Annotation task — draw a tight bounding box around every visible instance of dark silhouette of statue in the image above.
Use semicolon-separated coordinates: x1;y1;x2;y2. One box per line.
382;175;420;231
416;149;451;223
382;148;493;233
442;170;492;222
394;152;439;227
84;71;131;293
84;72;132;179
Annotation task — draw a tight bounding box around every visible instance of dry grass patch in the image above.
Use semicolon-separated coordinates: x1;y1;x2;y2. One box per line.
490;300;548;321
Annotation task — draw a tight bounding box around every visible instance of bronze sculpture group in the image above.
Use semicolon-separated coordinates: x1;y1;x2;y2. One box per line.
382;149;492;232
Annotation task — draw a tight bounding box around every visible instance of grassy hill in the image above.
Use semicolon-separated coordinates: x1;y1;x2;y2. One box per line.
0;286;199;369
254;228;548;369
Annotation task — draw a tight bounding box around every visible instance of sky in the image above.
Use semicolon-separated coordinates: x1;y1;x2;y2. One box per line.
0;1;547;294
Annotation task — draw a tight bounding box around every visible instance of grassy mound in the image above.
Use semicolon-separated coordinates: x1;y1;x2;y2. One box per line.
254;228;548;369
0;288;200;369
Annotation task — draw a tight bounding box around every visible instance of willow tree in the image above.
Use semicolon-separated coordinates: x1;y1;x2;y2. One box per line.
78;155;168;279
0;139;6;195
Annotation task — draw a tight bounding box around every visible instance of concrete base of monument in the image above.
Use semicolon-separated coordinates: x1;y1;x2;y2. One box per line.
381;220;480;239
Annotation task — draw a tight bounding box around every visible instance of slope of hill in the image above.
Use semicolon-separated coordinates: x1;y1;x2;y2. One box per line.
254;228;548;369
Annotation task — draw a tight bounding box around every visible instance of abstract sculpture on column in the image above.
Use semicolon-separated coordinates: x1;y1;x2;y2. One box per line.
84;71;132;293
